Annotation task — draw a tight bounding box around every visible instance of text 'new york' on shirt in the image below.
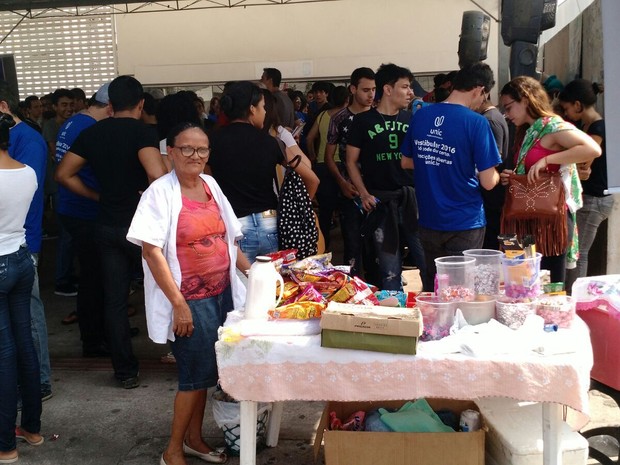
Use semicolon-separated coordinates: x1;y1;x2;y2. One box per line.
347;107;413;191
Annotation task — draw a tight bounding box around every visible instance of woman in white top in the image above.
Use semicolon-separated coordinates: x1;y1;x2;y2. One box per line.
0;112;42;463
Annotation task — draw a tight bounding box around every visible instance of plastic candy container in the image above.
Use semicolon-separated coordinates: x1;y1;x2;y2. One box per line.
535;295;575;328
501;253;542;299
435;256;475;302
463;249;503;297
415;296;455;341
495;297;536;329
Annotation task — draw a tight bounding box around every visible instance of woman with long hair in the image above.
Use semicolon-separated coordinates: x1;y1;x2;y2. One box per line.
499;76;601;283
206;81;317;263
558;79;612;288
0;112;43;463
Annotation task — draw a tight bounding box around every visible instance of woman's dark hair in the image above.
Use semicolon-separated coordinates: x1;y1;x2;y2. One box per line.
166;122;207;149
292;90;306;112
558;79;602;107
219;81;263;120
156;92;202;141
260;88;280;133
0;112;16;151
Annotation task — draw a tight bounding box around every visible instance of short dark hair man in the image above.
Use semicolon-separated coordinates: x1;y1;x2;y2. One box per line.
56;75;167;388
401;62;501;290
24;95;43;132
346;63;426;291
324;67;376;278
260;67;295;129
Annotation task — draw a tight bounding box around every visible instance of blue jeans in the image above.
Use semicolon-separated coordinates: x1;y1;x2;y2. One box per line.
371;209;427;292
0;246;42;452
566;195;615;291
170;286;233;391
238;213;278;264
96;224;139;381
29;253;51;392
419;227;485;292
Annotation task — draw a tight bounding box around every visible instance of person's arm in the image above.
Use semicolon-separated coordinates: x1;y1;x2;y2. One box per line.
401;156;414;170
141;242;194;338
325;143;358;199
236;245;251;275
345;145;376;211
285;144;320;199
305;118;320;163
138;146;168;184
478;166;500;190
528;129;602;182
55;151;99;201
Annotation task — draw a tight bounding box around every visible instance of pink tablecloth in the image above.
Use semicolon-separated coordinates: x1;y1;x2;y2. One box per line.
216;313;593;427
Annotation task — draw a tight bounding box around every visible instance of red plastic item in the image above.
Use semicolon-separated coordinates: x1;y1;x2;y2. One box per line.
577;302;620;390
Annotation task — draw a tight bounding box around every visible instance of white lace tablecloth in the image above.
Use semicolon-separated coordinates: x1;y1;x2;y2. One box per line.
215;312;593;427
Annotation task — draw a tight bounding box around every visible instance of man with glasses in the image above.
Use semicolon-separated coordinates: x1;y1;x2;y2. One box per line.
401;62;501;291
56;76;167;389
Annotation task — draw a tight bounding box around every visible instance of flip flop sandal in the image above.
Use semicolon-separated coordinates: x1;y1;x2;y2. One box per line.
61;311;78;325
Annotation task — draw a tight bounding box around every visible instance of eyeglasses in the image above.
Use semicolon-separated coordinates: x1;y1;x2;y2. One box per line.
175;146;211;158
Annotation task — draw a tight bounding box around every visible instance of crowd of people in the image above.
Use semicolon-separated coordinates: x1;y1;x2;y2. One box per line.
0;62;610;464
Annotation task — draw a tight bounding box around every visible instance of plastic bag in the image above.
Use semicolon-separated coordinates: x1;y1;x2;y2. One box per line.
211;397;272;428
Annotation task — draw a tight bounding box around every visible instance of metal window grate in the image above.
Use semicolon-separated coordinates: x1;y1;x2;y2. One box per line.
0;8;116;99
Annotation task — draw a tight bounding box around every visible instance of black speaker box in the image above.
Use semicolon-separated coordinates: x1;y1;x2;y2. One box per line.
458;11;491;68
509;41;539;78
0;55;19;98
501;0;557;45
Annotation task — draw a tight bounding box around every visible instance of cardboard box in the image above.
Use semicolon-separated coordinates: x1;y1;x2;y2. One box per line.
314;399;485;465
320;302;422;355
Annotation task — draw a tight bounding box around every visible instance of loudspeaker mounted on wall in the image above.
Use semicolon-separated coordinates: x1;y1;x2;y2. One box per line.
501;0;557;45
509;41;539;78
458;11;491;68
0;55;19;98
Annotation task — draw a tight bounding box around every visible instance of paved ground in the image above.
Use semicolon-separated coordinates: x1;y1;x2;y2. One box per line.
11;228;620;464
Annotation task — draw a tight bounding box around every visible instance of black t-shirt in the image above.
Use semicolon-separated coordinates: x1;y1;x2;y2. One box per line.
208;122;284;218
481;106;510;212
347;108;412;191
583;120;608;197
69;117;159;227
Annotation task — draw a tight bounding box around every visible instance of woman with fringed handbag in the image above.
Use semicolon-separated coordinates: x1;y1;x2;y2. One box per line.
498;76;601;284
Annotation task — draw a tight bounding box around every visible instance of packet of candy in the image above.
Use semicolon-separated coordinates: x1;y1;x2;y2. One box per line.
289;253;333;272
375;290;407;307
405;291;419;308
265;249;297;271
278;280;300;303
267;301;325;319
498;234;524;259
330;279;356;303
329;410;366;431
346;276;380;305
280;282;326;306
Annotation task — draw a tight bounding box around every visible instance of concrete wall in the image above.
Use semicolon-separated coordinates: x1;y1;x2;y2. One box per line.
113;0;500;85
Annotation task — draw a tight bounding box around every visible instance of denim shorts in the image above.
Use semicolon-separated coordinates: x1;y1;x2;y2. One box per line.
170;286;233;391
238;213;278;264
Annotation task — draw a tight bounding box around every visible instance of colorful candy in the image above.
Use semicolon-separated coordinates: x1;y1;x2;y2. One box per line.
473;263;500;296
495;299;535;329
504;282;541;299
535;297;575;328
438;285;474;302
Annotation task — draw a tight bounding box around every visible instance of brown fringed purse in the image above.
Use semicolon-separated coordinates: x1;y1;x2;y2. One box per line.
500;172;568;256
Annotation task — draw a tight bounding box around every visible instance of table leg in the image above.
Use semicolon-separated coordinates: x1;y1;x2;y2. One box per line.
240;400;257;465
266;402;284;447
542;403;563;465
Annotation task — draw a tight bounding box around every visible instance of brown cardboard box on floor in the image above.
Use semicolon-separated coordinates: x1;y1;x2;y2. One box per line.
314;399;485;465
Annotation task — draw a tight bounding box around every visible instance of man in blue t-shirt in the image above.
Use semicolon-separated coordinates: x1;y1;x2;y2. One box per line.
55;82;113;357
401;62;501;291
